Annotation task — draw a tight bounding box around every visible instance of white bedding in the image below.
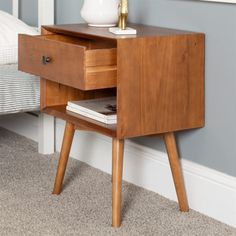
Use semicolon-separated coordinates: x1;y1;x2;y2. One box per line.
0;64;40;115
0;10;38;65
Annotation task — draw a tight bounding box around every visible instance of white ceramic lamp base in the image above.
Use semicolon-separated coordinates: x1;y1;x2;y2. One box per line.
89;23;116;27
109;27;137;35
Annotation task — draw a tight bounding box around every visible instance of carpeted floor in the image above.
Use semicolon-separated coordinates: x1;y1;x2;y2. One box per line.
0;127;236;236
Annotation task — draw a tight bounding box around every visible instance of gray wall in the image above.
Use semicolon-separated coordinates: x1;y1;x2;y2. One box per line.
128;0;236;177
55;0;84;24
20;0;38;26
0;0;38;25
0;0;12;13
0;0;235;177
0;0;84;25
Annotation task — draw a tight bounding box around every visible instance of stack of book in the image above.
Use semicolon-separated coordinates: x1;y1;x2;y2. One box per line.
66;97;117;124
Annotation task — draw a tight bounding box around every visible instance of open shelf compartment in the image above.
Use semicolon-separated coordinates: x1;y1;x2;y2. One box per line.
43;105;117;137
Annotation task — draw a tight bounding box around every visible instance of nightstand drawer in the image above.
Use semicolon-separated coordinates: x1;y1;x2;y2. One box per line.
18;34;117;90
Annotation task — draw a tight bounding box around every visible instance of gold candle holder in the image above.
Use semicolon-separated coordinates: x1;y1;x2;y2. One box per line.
118;0;128;30
109;0;136;35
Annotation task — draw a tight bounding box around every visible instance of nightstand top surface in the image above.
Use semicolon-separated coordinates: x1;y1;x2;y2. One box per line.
43;23;200;41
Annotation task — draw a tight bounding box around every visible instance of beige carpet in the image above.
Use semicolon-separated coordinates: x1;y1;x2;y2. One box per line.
0;127;236;236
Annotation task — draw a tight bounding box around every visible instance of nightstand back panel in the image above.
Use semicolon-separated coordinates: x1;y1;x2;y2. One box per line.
40;79;116;110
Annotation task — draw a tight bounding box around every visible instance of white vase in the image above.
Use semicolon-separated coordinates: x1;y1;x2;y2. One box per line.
81;0;119;27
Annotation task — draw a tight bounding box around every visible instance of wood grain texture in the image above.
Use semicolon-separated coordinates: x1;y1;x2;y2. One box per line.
85;66;117;90
40;79;116;110
85;48;117;67
163;132;189;212
43;105;116;137
117;34;205;138
42;24;199;41
53;122;75;195
18;34;117;90
41;27;54;35
18;34;85;88
112;138;124;228
18;24;205;228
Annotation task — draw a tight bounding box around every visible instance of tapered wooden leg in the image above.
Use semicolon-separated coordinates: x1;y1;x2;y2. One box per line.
112;138;124;228
52;122;75;195
163;132;189;212
111;153;113;183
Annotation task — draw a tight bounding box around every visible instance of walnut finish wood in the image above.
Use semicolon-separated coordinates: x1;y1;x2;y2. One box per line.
86;65;117;90
43;105;116;138
41;27;54;35
163;132;189;212
40;79;82;109
112;138;124;228
117;34;205;138
86;48;117;67
40;79;116;110
42;24;199;41
19;34;84;87
53;122;75;195
18;34;117;90
18;23;205;228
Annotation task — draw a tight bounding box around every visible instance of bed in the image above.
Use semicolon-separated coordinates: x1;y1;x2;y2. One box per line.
0;0;55;154
0;64;40;115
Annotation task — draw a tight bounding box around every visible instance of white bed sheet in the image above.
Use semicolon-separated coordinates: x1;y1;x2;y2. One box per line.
0;64;40;115
0;10;39;65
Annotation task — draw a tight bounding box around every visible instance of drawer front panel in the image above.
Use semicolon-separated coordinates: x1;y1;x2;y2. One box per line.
19;34;85;89
19;34;117;90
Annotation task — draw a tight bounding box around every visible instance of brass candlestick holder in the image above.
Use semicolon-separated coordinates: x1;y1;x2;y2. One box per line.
109;0;137;35
118;0;128;30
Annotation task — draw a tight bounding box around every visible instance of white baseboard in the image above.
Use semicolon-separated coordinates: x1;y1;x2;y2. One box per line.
56;120;236;228
0;113;38;142
0;112;55;155
1;115;236;228
38;113;55;155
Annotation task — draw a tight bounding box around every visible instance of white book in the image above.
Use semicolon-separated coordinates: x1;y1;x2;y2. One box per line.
66;97;117;125
66;106;116;125
67;97;117;120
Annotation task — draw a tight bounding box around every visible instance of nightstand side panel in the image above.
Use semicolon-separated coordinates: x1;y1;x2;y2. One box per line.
117;34;205;138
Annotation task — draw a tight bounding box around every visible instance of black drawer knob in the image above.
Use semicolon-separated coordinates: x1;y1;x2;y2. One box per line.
42;56;51;65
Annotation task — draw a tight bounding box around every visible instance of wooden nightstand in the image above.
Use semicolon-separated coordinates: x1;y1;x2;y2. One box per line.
19;24;205;227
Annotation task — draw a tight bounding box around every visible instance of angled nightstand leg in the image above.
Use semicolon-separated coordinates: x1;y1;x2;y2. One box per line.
163;132;189;212
112;138;124;228
53;122;75;195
